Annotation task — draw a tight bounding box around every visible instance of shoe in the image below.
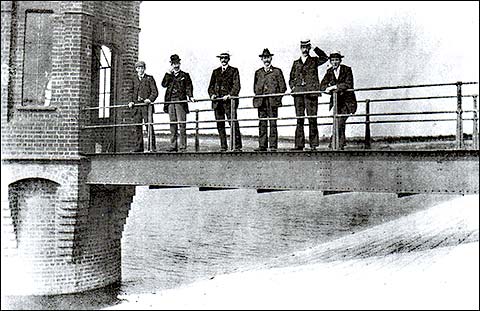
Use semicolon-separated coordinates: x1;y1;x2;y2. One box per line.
167;147;177;152
268;147;278;152
254;147;267;152
291;146;303;151
179;148;187;152
233;148;242;152
219;147;227;152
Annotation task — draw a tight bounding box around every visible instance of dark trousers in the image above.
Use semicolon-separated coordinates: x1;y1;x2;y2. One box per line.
133;104;156;152
214;100;242;150
294;95;319;148
168;103;187;150
258;100;278;149
330;115;349;149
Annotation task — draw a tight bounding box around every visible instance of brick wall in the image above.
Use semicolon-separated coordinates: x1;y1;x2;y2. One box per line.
1;161;135;295
1;0;141;295
1;0;141;158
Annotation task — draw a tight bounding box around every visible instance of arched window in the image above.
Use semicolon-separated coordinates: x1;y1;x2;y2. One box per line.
98;45;112;118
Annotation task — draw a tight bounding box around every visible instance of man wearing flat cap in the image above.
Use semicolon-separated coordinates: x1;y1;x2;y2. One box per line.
320;51;357;150
128;60;158;152
289;39;329;150
161;54;194;152
208;52;242;151
253;48;287;151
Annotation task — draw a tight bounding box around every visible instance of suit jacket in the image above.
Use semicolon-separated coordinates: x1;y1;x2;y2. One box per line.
131;74;158;116
253;66;287;108
288;47;328;93
161;71;193;114
208;66;241;109
319;64;357;114
132;74;158;103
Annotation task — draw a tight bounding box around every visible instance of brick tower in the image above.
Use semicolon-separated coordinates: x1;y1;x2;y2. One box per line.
1;1;140;295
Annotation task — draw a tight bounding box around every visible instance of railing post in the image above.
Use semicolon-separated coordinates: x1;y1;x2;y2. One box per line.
147;102;153;151
230;98;235;151
332;91;339;150
195;109;200;152
112;104;117;153
456;81;463;149
364;99;371;149
473;95;479;149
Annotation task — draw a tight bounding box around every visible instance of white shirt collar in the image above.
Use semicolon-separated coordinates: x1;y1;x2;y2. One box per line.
221;65;229;71
301;55;308;63
264;65;272;72
333;66;341;78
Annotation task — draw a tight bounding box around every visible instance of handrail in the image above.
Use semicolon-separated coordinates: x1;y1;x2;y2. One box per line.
82;81;479;111
81;110;476;129
151;94;478;114
82;81;479;151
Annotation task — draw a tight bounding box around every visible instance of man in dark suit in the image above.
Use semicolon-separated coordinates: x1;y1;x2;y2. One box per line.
128;60;158;152
208;52;242;151
289;39;329;150
161;54;194;152
320;51;357;150
253;48;287;151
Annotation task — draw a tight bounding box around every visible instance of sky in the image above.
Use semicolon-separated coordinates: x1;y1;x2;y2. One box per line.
138;1;479;137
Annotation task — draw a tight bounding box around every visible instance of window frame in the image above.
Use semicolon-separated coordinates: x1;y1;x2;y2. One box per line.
21;9;54;107
95;45;114;119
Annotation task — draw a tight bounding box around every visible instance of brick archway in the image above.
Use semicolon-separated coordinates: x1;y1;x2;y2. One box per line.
8;178;60;254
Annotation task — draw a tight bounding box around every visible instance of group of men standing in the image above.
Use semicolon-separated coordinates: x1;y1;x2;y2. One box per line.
128;39;357;152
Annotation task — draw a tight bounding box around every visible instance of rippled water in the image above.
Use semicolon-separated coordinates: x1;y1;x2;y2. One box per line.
120;187;455;295
3;188;457;309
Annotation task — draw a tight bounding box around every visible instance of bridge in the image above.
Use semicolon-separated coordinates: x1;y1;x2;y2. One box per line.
84;82;480;195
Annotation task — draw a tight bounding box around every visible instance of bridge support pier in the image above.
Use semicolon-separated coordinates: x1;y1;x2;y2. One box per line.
1;161;136;295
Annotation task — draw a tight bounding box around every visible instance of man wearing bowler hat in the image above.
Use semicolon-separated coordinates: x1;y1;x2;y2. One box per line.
289;39;329;150
128;60;158;152
253;48;287;151
208;52;242;151
320;51;357;150
161;54;194;152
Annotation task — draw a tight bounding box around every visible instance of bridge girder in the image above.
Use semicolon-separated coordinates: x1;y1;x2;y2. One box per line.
86;150;479;195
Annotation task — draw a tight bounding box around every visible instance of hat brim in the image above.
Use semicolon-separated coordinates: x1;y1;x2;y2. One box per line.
259;54;274;57
217;55;230;58
329;55;344;59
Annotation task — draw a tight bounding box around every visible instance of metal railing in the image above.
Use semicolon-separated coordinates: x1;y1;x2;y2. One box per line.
82;81;479;152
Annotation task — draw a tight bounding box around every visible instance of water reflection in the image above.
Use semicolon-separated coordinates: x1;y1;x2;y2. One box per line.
2;283;122;310
120;188;457;295
3;189;458;309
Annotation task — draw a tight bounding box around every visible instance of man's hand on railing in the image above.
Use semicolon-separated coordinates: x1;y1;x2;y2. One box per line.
128;102;135;108
210;95;217;100
188;96;195;103
325;85;337;93
144;99;152;104
222;95;231;100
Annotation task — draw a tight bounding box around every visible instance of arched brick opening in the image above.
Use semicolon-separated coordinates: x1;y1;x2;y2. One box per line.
8;178;60;258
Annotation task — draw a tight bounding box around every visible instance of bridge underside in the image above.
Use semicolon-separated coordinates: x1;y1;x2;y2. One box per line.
86;150;479;195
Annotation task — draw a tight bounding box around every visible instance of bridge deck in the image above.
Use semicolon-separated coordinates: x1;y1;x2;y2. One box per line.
86;149;479;195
